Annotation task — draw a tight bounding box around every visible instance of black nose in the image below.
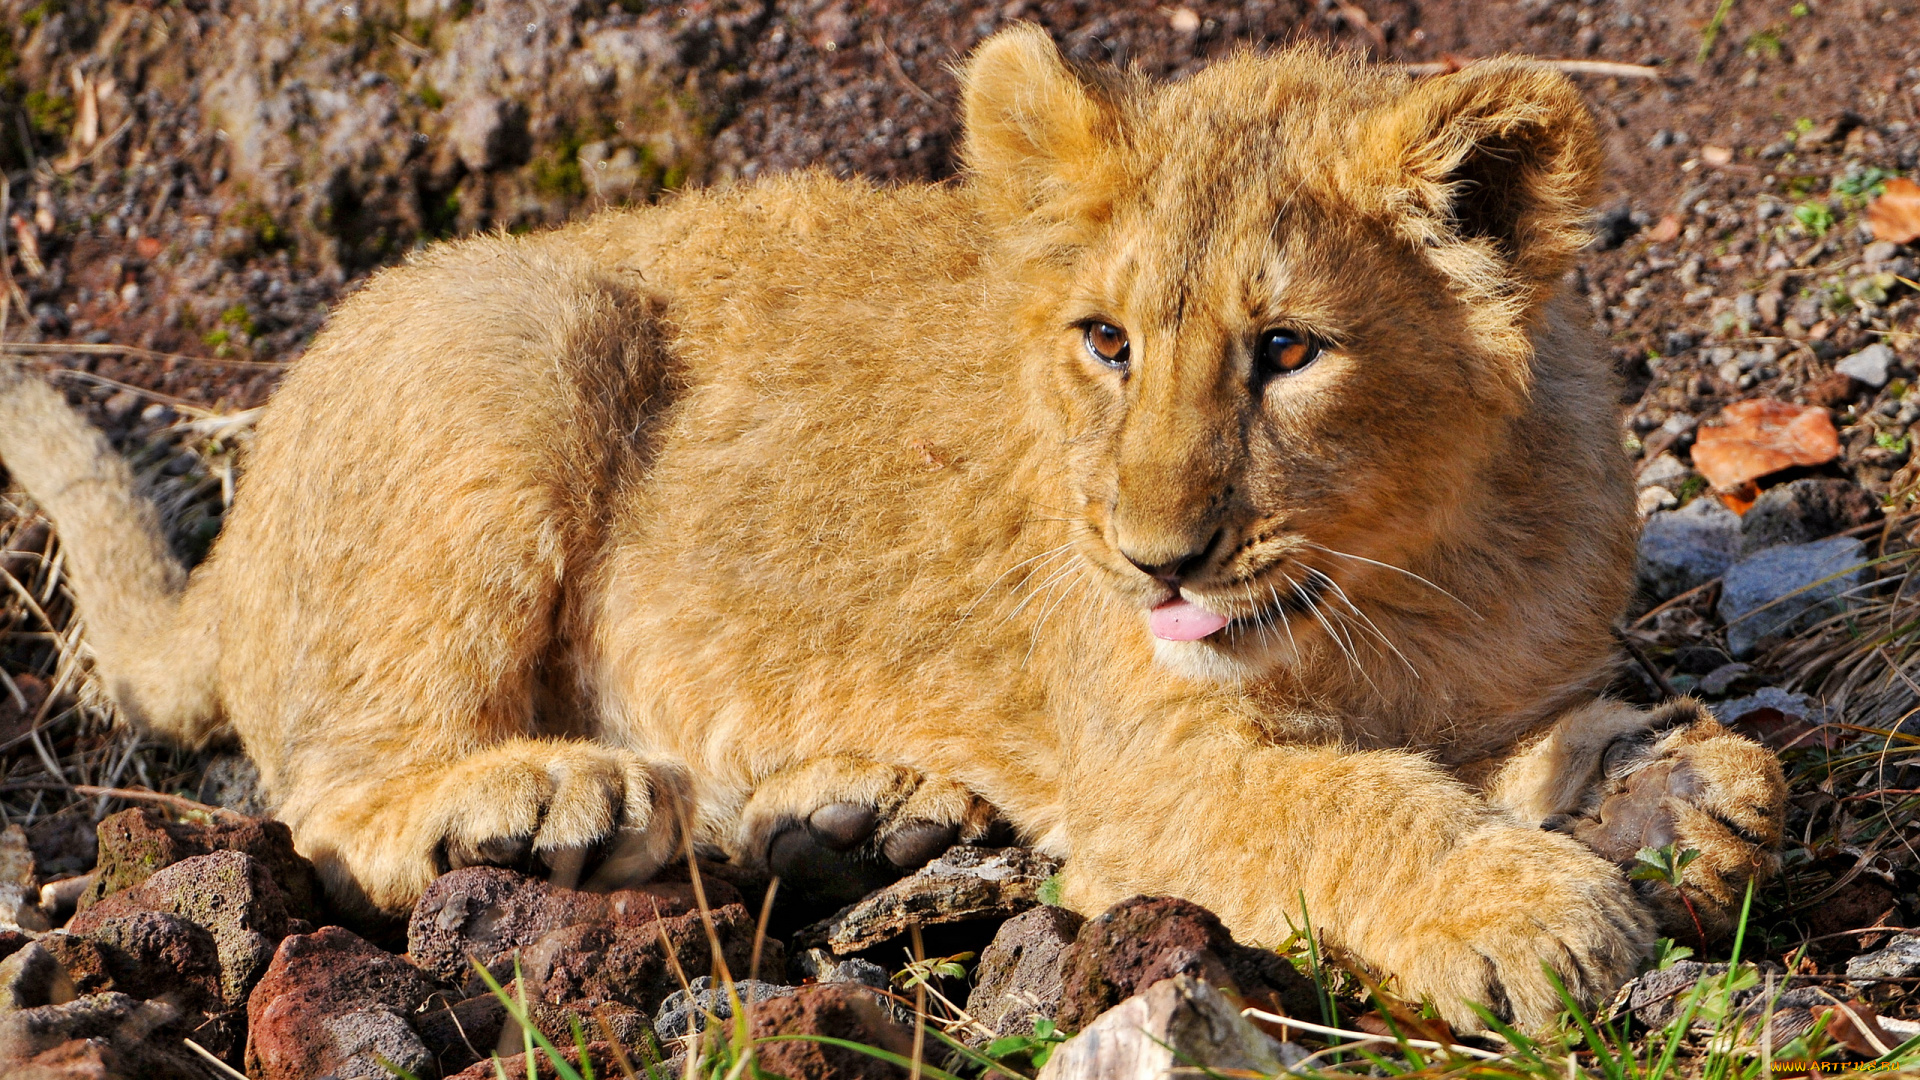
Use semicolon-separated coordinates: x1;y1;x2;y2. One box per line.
1121;532;1220;588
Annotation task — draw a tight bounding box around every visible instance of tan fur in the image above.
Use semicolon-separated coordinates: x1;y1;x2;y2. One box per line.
0;29;1788;1030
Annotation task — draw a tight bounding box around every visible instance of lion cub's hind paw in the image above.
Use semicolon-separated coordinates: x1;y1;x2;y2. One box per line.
424;741;690;892
1560;701;1786;939
740;757;1003;903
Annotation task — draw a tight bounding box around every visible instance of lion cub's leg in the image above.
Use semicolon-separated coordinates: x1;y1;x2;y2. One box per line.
733;756;1000;902
1486;699;1786;938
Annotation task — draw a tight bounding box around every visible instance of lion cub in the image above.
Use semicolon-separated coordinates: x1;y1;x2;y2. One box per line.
0;28;1784;1029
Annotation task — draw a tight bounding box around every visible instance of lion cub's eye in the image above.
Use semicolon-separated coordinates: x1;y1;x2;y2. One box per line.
1257;330;1322;377
1083;322;1130;371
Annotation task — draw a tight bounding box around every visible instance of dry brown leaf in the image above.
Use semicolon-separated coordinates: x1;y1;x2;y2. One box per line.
1690;399;1840;491
1813;1000;1896;1057
1866;176;1920;244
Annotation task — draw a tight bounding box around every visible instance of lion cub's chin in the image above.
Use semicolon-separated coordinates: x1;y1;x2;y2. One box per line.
1151;629;1299;685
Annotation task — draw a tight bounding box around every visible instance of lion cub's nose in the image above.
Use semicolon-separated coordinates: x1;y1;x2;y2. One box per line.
1120;530;1221;588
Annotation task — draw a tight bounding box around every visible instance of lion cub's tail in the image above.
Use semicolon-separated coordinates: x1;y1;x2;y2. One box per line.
0;363;222;746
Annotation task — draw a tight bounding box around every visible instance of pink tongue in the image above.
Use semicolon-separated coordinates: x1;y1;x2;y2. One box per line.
1148;598;1231;642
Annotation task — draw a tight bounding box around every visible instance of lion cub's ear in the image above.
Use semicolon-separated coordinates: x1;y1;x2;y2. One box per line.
1367;60;1603;301
960;25;1125;229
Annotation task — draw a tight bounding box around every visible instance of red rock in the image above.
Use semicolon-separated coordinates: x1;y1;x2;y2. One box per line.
406;865;739;988
749;984;916;1080
445;1040;627;1080
69;851;290;1010
1055;896;1318;1031
1689;400;1840;492
80;808;319;924
244;926;439;1080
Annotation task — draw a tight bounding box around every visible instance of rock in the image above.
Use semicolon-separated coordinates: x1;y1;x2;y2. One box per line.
1836;343;1896;387
69;851;291;1010
413;993;507;1077
655;975;797;1043
1689;400;1840;491
446;1041;627;1080
1636;452;1692;491
81;808;320;924
451;95;532;173
69;910;225;1014
800;847;1062;955
0;993;203;1080
967;906;1084;1041
317;1006;434;1080
36;935;117;998
1739;477;1878;555
0;826;49;932
748;984;916;1080
1637;486;1678;516
244;926;440;1080
1718;536;1870;658
1055;896;1318;1032
0;943;76;1014
407;865;722;986
1038;975;1302;1080
1845;932;1920;983
792;947;891;991
0;929;32;965
512;911;760;1018
1635;497;1741;601
408;866;762;1017
195;755;271;817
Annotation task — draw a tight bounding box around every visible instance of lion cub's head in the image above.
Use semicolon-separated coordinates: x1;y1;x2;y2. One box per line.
960;27;1605;684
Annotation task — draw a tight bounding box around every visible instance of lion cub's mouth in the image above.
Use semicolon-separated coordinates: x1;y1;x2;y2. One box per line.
1146;575;1328;644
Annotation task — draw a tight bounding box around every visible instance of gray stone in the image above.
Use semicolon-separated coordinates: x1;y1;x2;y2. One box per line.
319;1006;434;1080
1846;932;1920;983
1836;343;1895;387
1636;497;1741;601
1036;976;1304;1080
654;976;796;1043
1635;452;1692;491
967;906;1084;1042
798;847;1063;955
1740;478;1878;555
792;948;889;991
1718;536;1870;657
0;944;75;1015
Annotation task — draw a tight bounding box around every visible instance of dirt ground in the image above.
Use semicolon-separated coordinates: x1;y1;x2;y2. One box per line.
3;0;1920;1044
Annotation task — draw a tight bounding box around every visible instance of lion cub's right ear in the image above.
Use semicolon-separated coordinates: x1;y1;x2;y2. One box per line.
960;25;1125;230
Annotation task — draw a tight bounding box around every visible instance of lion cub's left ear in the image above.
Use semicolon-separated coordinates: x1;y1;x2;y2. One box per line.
960;25;1127;231
1365;60;1603;305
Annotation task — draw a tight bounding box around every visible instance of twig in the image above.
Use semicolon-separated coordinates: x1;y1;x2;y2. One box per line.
1399;58;1663;79
183;1038;250;1080
1331;0;1389;54
5;781;249;821
1614;624;1680;699
1240;1008;1504;1061
0;340;286;368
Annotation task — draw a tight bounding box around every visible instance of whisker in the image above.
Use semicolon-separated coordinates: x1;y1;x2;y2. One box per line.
1308;544;1482;620
1308;568;1419;679
1025;570;1091;667
1003;560;1080;625
961;541;1077;622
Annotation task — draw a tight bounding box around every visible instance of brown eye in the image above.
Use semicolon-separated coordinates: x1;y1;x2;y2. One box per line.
1083;322;1130;370
1258;330;1321;377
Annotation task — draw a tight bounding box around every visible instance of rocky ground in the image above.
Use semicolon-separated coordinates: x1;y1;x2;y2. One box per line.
4;0;1920;1077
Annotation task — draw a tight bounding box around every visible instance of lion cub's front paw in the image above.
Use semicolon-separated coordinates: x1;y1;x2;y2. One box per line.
1390;826;1654;1032
737;756;1002;903
1556;701;1786;939
418;740;689;892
